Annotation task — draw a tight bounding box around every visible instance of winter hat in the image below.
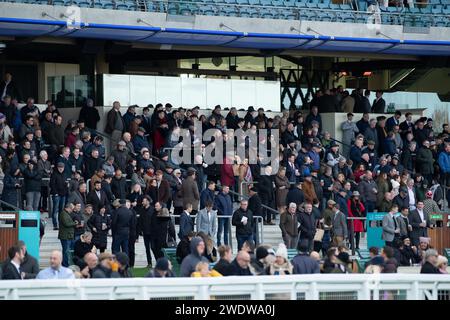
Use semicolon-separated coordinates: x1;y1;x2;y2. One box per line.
275;243;288;260
115;252;129;267
426;190;433;198
155;257;169;271
256;246;269;260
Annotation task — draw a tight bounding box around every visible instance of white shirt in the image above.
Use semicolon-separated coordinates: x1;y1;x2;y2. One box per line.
11;260;21;278
96;190;101;200
408;188;416;206
417;209;425;223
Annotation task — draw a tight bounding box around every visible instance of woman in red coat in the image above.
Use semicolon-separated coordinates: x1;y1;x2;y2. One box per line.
221;155;235;189
347;191;366;250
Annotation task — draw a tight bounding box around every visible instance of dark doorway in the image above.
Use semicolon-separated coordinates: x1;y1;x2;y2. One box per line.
0;63;38;103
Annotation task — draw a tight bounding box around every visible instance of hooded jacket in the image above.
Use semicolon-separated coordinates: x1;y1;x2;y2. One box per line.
179;237;209;277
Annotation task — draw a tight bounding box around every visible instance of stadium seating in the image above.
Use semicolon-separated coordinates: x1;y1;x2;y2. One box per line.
162;247;180;276
3;0;449;27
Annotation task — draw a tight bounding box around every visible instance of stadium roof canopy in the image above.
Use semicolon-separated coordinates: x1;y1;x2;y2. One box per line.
1;17;450;56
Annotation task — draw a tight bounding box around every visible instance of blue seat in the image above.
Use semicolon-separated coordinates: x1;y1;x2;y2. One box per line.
281;9;297;19
283;0;296;6
260;7;275;18
340;3;352;10
355;13;366;23
260;0;272;5
272;0;284;6
295;0;308;7
224;0;237;4
407;7;420;13
236;0;249;4
420;5;432;13
219;6;239;16
306;1;318;8
329;3;340;10
167;3;178;14
201;5;217;15
432;4;443;13
239;7;251;16
102;0;115;9
434;16;447;27
248;0;260;4
318;11;333;21
339;12;355;22
52;0;65;5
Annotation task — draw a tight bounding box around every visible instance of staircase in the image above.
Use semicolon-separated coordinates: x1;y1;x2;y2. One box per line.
389;68;430;91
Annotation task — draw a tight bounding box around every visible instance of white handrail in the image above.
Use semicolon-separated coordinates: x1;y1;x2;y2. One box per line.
0;274;449;300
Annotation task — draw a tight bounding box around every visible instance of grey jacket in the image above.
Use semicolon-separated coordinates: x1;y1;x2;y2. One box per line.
196;208;217;240
331;210;348;238
357;178;378;203
180;237;209;277
396;215;409;238
341;121;359;144
364;127;379;148
382;213;397;242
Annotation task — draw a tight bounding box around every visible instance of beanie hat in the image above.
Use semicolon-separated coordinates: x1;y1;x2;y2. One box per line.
256;246;269;260
155;257;169;271
115;252;129;267
275;243;288;260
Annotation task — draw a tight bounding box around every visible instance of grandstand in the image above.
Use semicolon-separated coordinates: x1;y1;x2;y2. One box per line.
0;0;450;301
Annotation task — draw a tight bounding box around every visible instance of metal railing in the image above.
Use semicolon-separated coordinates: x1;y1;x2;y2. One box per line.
1;274;449;300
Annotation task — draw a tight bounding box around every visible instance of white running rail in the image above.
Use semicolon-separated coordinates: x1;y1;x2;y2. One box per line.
0;274;449;300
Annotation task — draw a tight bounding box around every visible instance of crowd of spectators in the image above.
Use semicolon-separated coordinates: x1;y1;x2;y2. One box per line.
0;72;449;279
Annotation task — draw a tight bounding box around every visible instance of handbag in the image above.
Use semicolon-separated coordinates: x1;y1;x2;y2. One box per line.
314;228;325;242
313;220;324;242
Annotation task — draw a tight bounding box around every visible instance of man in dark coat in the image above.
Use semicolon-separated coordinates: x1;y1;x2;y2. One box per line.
213;245;233;276
291;242;320;274
415;140;434;184
286;182;305;207
258;166;275;224
78;98;100;131
111;200;132;255
297;202;316;252
420;249;440;274
2;245;24;280
0;72;21;101
232;200;254;250
87;206;111;253
229;250;253;276
111;169;127;201
372;91;386;113
409;201;430;247
178;203;194;241
137;195;155;268
105;101;125;150
87;180;109;214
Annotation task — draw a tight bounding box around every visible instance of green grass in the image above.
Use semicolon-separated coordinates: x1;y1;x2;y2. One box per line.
131;267;151;277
